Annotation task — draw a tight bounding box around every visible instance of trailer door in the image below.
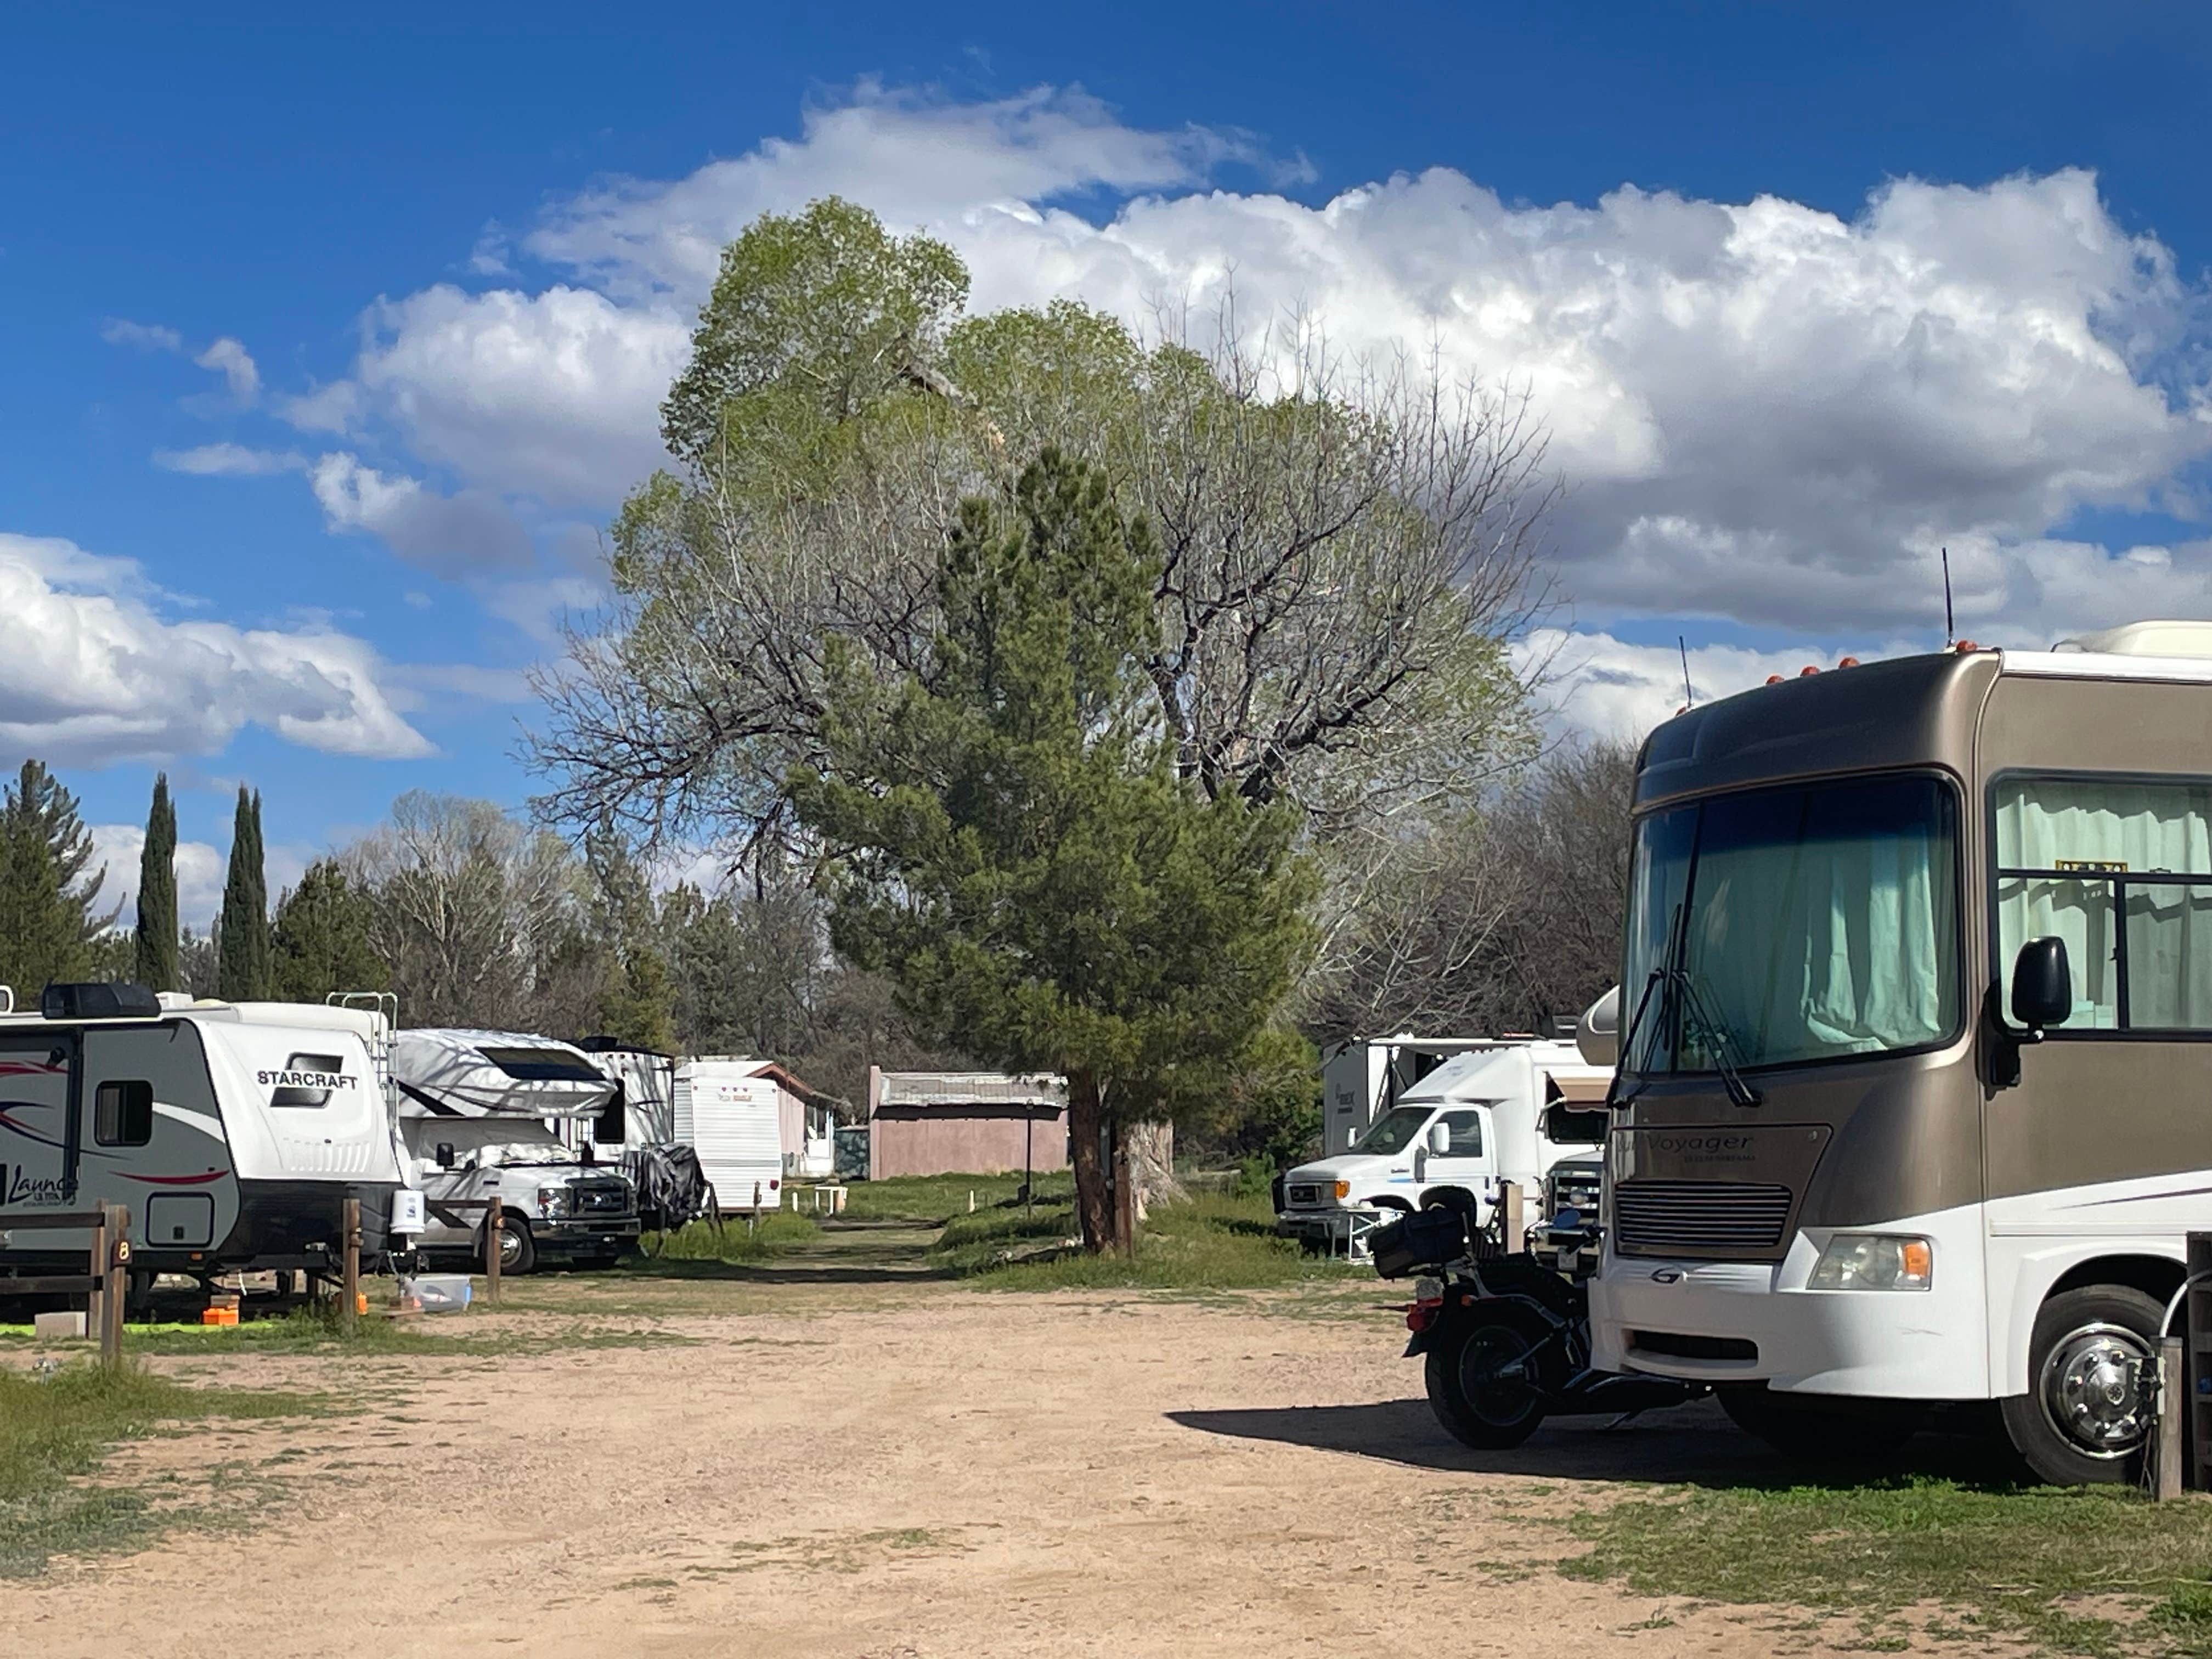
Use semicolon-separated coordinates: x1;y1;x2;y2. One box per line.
0;1033;82;1220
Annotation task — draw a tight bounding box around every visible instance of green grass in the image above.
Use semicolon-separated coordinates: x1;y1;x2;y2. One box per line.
0;1361;320;1576
840;1171;1076;1225
1;1299;692;1358
936;1187;1344;1290
636;1210;820;1263
1560;1475;2212;1657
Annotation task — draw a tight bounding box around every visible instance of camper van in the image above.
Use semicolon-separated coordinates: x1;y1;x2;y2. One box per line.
392;1029;639;1273
0;983;410;1290
673;1058;784;1213
1277;1040;1610;1242
1590;625;2212;1484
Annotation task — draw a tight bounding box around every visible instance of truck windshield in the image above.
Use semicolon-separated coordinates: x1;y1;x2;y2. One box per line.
1355;1107;1432;1155
1623;773;1960;1075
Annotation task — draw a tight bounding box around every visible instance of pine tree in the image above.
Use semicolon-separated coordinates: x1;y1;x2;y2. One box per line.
217;786;273;1000
133;773;179;991
270;859;387;1002
792;453;1314;1252
0;760;110;995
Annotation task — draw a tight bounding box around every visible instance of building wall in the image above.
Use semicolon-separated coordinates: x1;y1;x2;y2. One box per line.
867;1105;1070;1180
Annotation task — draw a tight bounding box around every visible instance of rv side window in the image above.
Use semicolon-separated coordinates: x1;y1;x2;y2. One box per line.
95;1080;154;1147
1995;774;2212;1032
1437;1109;1483;1156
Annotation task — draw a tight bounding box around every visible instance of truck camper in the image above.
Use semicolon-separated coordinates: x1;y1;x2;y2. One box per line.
1591;624;2212;1483
0;982;409;1296
391;1029;639;1273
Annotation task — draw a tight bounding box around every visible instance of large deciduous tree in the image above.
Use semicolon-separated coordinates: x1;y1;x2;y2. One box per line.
529;200;1549;865
134;773;179;992
791;453;1313;1252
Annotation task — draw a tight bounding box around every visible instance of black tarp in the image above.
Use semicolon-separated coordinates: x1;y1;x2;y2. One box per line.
624;1143;717;1233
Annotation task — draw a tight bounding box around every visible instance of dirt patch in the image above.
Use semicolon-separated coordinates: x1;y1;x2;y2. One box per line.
1;1284;1992;1657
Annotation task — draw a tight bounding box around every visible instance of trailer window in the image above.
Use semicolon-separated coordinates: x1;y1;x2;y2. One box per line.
94;1080;153;1147
1995;775;2212;1031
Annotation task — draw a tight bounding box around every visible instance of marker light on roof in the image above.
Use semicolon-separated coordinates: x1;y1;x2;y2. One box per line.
1838;656;1861;668
1799;665;1819;676
1765;674;1784;685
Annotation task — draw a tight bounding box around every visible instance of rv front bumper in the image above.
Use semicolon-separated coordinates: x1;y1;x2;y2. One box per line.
531;1216;640;1252
1590;1211;1988;1399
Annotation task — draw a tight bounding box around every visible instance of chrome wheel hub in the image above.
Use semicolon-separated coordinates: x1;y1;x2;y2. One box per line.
2038;1322;2152;1458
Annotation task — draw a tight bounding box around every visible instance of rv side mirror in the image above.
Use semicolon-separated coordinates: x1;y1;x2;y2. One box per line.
1426;1122;1452;1156
2010;937;2073;1032
435;1142;456;1170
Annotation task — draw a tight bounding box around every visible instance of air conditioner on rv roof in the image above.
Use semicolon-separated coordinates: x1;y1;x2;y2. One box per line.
2053;620;2212;659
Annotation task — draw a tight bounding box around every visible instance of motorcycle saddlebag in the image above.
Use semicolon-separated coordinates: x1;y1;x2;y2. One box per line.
1370;1207;1467;1278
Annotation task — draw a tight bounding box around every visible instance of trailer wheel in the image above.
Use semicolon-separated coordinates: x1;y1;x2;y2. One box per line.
485;1210;536;1277
2000;1284;2161;1485
1424;1306;1550;1450
1719;1386;1925;1466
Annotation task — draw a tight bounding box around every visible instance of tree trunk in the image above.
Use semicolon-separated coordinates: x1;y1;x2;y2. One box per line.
1111;1119;1138;1259
1067;1067;1116;1252
1125;1120;1182;1221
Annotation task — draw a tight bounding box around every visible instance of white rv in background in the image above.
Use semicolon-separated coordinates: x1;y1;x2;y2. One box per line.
1282;1039;1610;1241
391;1030;640;1274
1322;1035;1532;1156
0;983;411;1288
564;1043;676;1160
673;1059;785;1212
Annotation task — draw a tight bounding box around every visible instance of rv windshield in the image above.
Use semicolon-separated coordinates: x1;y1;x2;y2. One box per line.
1356;1107;1434;1155
1623;774;1961;1075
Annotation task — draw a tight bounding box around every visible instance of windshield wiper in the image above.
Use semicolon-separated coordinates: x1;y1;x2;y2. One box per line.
1606;900;1762;1110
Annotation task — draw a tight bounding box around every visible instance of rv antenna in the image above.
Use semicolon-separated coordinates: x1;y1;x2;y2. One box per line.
1678;636;1694;710
1941;546;1955;647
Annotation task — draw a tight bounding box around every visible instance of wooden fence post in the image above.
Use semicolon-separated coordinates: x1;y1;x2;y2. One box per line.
340;1197;361;1336
1499;1182;1525;1254
2159;1335;2187;1501
483;1201;501;1308
101;1204;128;1365
86;1207;109;1350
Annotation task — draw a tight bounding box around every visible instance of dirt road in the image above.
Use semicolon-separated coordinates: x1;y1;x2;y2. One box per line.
5;1273;1891;1658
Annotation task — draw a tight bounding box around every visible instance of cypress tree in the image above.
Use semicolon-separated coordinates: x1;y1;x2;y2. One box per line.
217;786;273;1000
134;773;179;991
270;859;387;1002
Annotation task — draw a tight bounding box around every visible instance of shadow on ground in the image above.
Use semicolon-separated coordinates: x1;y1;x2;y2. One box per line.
1167;1396;2024;1490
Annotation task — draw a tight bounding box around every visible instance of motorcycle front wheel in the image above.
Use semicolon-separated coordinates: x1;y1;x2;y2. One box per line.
1424;1306;1550;1450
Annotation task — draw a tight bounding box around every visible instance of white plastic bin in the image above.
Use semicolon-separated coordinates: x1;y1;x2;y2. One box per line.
399;1273;472;1313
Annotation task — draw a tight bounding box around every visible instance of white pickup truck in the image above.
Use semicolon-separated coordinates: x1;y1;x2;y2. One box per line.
1275;1040;1608;1242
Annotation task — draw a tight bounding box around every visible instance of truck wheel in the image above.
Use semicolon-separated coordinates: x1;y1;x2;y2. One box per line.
1424;1307;1550;1450
1999;1284;2161;1485
485;1211;536;1277
1719;1386;1925;1466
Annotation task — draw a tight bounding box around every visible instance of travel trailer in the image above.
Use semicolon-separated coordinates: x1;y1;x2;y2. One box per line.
673;1058;785;1213
0;983;410;1292
1589;625;2212;1484
1278;1040;1610;1242
566;1042;676;1159
391;1029;639;1274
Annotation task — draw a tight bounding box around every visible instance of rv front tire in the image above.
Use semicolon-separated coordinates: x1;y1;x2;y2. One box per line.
2000;1284;2161;1486
486;1210;537;1276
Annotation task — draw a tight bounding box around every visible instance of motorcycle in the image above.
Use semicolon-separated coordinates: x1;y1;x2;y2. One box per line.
1372;1200;1701;1449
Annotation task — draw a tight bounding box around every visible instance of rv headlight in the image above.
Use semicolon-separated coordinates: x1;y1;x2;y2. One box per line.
535;1186;573;1218
1809;1234;1932;1291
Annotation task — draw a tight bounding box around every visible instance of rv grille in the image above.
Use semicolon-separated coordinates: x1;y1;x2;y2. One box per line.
1286;1183;1329;1207
1612;1181;1793;1256
572;1181;633;1216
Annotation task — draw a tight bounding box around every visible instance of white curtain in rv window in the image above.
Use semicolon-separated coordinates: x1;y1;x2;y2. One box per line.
1995;776;2212;1030
1683;806;1950;1062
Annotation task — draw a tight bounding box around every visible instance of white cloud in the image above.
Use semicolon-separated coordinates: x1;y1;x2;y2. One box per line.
308;453;534;577
0;531;433;765
347;285;689;506
193;336;261;403
264;86;2212;669
1521;628;1910;743
154;443;303;477
100;318;183;352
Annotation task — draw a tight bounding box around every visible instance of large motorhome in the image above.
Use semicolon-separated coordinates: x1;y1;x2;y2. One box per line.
0;984;409;1291
1590;624;2212;1483
391;1029;639;1273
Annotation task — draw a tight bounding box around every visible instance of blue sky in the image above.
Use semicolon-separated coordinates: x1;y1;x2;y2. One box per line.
5;1;2211;919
